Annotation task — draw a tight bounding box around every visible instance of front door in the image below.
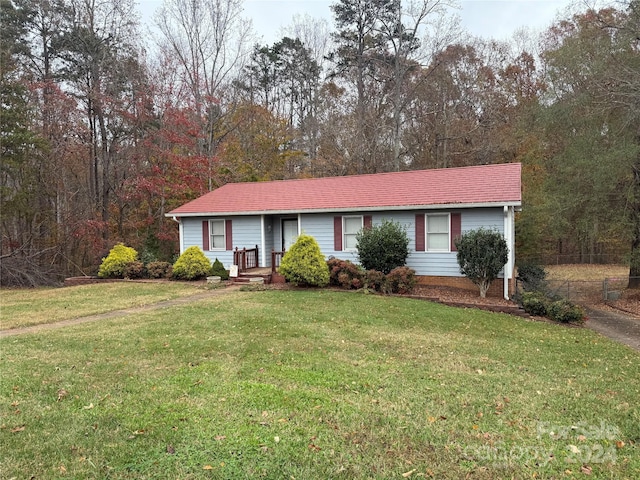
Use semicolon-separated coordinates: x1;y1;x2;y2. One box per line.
282;219;298;251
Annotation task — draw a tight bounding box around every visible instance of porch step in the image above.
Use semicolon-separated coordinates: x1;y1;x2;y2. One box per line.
232;272;272;284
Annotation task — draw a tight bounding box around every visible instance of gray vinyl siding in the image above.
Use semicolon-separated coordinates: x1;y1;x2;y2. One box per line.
181;216;262;268
406;208;504;277
181;207;505;277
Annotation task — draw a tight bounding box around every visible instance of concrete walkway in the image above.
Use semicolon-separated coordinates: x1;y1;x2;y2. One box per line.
0;285;241;338
584;306;640;351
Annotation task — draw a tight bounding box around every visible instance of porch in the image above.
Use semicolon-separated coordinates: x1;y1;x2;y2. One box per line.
232;245;285;284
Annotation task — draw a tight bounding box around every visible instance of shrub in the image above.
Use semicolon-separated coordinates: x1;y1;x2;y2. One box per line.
365;269;387;293
520;291;549;316
356;219;409;274
548;299;586;324
147;261;172;279
518;262;547;292
386;266;416;294
98;244;138;279
455;228;508;298
327;258;364;289
124;261;146;279
279;234;329;287
211;258;230;281
172;246;212;281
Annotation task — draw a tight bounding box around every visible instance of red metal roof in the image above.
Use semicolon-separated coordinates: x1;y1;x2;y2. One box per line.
168;163;521;216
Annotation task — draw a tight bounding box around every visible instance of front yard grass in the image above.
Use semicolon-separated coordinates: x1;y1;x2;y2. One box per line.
0;288;638;479
0;282;205;330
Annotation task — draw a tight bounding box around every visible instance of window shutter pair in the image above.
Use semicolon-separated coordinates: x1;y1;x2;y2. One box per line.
202;220;233;250
415;213;461;252
334;215;372;251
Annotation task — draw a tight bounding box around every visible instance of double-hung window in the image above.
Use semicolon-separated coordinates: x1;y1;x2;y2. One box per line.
209;219;225;250
426;214;449;252
343;216;363;251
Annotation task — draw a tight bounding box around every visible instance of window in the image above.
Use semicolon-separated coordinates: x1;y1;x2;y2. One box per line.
426;214;449;251
343;216;363;250
209;219;225;250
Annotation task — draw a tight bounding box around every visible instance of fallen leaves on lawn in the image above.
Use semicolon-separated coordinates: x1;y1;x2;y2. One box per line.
11;425;25;433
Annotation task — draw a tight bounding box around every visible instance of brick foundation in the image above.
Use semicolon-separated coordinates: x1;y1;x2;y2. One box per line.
416;275;513;298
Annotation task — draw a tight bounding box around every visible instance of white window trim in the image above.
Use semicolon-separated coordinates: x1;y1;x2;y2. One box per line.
343;215;363;251
426;213;450;252
209;219;225;251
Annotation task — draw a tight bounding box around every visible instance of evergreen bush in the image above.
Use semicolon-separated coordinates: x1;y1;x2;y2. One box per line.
518;262;547;292
548;299;587;323
98;244;139;279
520;291;549;316
279;234;329;287
455;228;508;298
211;258;230;280
172;246;212;280
356;219;409;274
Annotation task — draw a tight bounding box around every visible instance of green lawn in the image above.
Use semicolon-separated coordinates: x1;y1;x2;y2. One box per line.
0;287;638;479
0;282;205;329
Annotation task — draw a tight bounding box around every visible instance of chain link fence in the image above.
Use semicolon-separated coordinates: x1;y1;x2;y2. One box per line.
532;277;639;303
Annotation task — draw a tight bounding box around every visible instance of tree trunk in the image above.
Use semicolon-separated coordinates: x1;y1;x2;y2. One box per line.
629;161;640;289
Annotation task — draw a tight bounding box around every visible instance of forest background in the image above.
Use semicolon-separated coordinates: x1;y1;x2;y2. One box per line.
1;0;639;287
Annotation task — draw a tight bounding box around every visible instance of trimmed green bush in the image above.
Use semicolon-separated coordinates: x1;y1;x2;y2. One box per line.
356;219;409;274
279;234;329;287
548;299;587;324
211;258;230;281
98;244;138;279
455;228;508;298
172;246;212;281
520;291;549;316
147;261;172;279
386;266;416;294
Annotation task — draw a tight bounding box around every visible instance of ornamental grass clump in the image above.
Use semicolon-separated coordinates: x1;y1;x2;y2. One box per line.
172;246;212;280
279;234;329;287
98;243;138;279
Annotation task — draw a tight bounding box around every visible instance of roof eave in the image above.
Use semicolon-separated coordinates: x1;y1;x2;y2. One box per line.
165;200;522;218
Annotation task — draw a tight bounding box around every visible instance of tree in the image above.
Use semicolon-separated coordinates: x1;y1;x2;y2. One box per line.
155;0;252;190
356;219;409;274
538;5;640;286
455;228;508;298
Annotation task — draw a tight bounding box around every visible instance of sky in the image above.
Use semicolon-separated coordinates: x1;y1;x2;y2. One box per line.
137;0;579;43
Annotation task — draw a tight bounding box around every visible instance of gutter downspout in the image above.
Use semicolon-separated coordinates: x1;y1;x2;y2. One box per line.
261;215;267;267
171;216;184;254
503;206;514;300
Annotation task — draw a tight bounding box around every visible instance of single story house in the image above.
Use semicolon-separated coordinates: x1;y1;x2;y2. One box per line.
166;163;522;298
